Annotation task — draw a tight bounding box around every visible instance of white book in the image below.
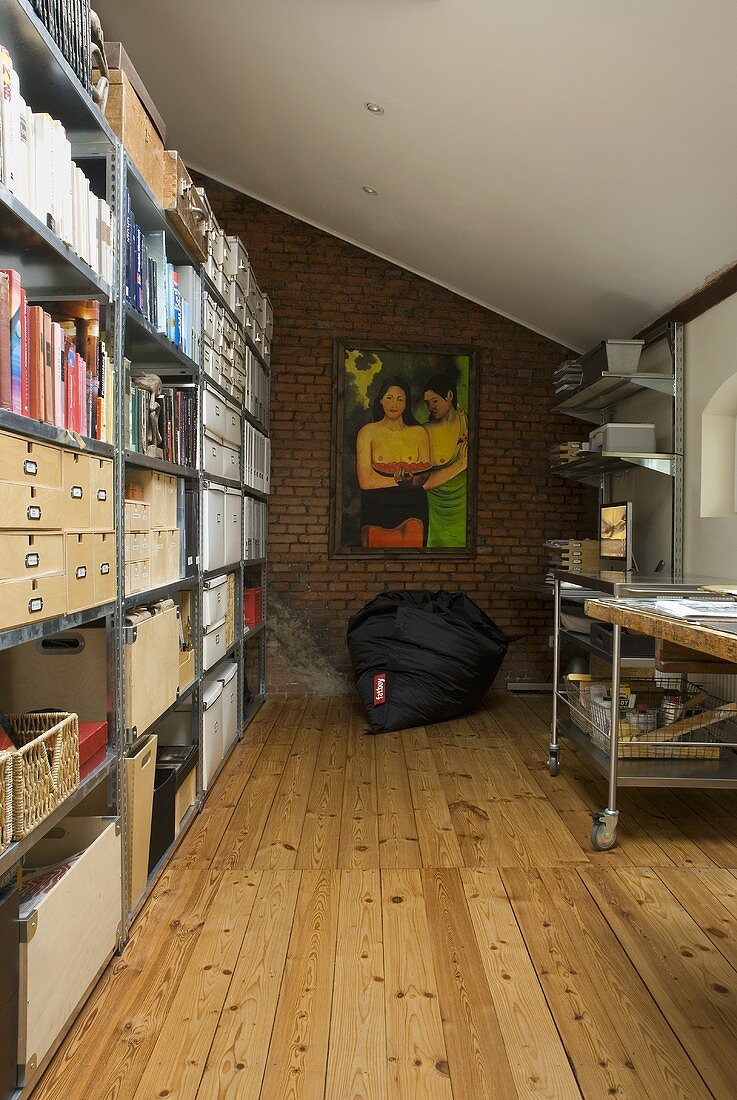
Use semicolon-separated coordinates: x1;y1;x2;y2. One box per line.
15;94;29;207
88;187;98;273
1;53;20;196
33;113;55;228
60;129;74;247
24;105;34;213
50;118;67;240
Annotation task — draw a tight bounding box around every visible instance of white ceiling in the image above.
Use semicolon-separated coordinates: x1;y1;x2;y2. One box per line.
94;0;737;350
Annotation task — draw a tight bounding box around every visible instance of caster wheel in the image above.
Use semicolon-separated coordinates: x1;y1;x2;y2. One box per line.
590;823;617;851
548;753;559;776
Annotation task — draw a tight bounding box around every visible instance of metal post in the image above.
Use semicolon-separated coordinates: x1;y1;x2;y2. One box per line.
548;577;561;774
608;622;622;812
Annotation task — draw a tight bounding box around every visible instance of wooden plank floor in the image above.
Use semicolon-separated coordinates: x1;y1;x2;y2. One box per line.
34;693;737;1099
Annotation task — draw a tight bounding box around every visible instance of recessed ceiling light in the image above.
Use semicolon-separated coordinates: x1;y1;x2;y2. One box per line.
362;186;378;195
365;102;384;114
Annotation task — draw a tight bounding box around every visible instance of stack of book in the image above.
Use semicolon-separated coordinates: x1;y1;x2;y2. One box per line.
243;421;271;495
0;46;114;283
0;275;113;439
545;538;600;581
123;191;200;358
553;360;583;396
244;497;267;559
123;360;197;466
29;0;92;93
550;441;587;468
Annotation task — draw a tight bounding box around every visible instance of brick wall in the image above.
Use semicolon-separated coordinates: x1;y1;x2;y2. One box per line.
193;173;595;694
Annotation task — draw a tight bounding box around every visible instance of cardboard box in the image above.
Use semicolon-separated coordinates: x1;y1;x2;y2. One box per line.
100;69;165;203
0;627;108;720
124;602;179;737
79;721;108;779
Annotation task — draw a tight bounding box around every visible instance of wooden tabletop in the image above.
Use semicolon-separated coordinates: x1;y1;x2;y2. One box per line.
584;599;737;664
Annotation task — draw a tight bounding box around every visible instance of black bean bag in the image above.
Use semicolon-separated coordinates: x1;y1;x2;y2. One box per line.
347;590;514;733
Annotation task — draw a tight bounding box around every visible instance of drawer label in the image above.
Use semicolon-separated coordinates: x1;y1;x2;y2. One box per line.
100;563;110;575
97;489;107;501
76;566;87;579
71;485;83;499
28;597;43;614
24;552;40;569
23;459;38;476
27;505;41;521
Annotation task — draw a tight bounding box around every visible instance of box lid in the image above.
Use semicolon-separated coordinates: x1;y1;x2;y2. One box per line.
202;680;224;709
79;721;107;762
216;661;238;688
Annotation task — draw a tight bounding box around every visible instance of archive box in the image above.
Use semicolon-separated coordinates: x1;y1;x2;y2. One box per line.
125;734;157;909
588;422;656;453
218;660;239;753
222;444;240;482
93;532;116;604
202;678;224;791
0;574;66;631
89;458;114;529
62;450;91;529
0;432;62;488
225;489;242;566
203;617;227;671
65;532;96;613
0;628;108;721
125;471;177;529
203;574;228;630
203;387;226;443
203;431;223;478
3;483;64;531
203;485;226;571
17;817;121;1088
0;532;64;581
124;601;179;737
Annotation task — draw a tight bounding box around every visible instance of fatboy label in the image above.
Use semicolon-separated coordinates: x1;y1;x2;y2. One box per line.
373;674;387;705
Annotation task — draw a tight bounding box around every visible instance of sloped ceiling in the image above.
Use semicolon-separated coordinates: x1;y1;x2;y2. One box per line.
94;0;737;349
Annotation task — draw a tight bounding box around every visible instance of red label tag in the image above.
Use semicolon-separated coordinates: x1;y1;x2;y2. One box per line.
373;674;386;705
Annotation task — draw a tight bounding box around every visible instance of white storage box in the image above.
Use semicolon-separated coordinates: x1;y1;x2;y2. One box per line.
203;574;228;630
225;489;242;566
202;677;224;791
222;445;240;482
224;403;241;448
202;484;226;572
18;816;121;1087
203;431;223;478
203;617;227;671
588;422;656;453
218;660;238;752
203;387;226;443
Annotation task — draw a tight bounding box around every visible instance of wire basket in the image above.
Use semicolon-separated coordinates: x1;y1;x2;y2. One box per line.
0;751;12;854
564;675;737;760
9;713;79;840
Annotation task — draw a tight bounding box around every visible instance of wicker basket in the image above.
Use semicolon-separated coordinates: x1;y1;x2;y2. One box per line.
9;713;80;840
564;675;737;761
0;751;12;854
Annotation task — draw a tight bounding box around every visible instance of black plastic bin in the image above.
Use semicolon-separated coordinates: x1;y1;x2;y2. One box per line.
148;765;177;874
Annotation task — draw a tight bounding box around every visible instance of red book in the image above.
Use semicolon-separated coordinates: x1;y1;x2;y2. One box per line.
20;290;29;417
28;305;45;419
43;311;53;425
2;269;22;413
0;272;10;411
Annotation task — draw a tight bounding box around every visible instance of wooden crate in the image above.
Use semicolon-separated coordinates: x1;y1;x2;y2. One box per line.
162;150;208;262
101;69;165;203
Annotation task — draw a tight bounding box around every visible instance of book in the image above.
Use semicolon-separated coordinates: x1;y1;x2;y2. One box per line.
2;269;22;413
28;304;45;419
0;271;10;410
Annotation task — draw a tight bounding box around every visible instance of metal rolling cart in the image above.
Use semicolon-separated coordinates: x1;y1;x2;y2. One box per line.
550;571;737;850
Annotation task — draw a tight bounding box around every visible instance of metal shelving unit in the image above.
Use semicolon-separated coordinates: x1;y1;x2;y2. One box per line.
202;271;270;372
0;7;270;1090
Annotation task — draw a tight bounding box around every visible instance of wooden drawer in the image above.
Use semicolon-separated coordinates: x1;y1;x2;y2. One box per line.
162;150;208;262
93;532;116;605
124;601;180;737
62;451;91;530
0;532;64;581
0;432;62;489
125;529;150;562
124;499;151;533
90;458;114;530
66;533;96;613
0;573;66;631
150;530;168;588
18;817;121;1088
2;484;64;531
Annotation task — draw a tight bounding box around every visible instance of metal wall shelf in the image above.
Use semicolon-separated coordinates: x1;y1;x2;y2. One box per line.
0;181;114;300
0;0;116;149
203;562;241;581
205;473;241;490
554;450;678;482
244;622;265;641
0;601;114;652
243;485;269;502
0;751;117;877
122;576;198;611
124;450;199;480
554;373;676;422
124;304;200;373
0;408;115;456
